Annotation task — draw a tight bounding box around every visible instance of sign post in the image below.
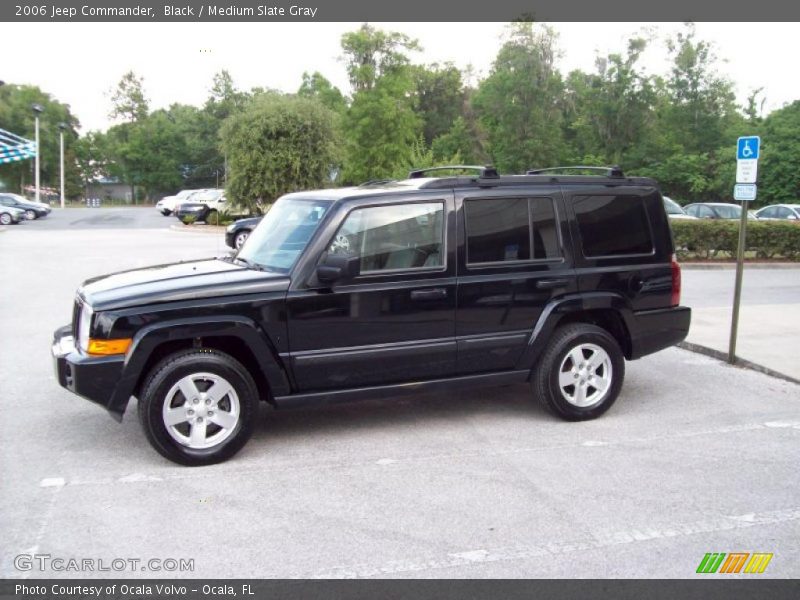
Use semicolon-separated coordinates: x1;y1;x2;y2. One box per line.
728;136;760;364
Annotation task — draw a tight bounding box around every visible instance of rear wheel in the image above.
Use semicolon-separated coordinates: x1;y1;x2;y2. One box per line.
532;323;624;421
138;349;259;465
0;212;11;225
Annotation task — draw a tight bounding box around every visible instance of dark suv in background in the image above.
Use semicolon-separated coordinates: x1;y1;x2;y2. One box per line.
52;166;690;465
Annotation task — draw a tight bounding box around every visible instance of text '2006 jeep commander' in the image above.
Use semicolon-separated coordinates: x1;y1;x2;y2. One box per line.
53;166;691;466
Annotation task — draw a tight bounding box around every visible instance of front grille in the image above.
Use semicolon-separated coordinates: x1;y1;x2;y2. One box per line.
72;297;82;339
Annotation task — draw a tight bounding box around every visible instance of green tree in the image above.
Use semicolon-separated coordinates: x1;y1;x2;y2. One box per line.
220;94;340;211
473;22;565;173
298;71;347;114
339;25;423;183
341;70;421;183
105;110;187;201
340;23;420;92
0;83;80;195
413;63;465;145
563;38;656;166
662;24;738;155
759;101;800;204
109;71;149;123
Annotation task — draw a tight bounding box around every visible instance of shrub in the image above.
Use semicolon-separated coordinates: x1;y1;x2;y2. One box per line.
670;219;800;260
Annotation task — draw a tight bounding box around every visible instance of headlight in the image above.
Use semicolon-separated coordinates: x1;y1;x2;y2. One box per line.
226;223;236;232
78;303;93;352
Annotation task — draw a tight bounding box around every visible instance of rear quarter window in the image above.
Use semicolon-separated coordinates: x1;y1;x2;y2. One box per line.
573;195;654;257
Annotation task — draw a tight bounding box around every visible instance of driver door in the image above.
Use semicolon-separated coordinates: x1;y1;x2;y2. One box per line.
285;195;457;392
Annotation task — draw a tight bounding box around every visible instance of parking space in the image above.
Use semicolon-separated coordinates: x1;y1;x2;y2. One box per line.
1;211;798;578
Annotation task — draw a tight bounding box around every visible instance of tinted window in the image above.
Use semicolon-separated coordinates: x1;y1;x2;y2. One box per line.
713;205;741;219
758;207;776;218
330;202;444;273
465;197;559;264
574;195;653;257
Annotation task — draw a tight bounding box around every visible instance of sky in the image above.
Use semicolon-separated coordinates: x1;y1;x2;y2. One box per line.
3;22;799;133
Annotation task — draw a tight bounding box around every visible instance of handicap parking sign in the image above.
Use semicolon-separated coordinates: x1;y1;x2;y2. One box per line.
737;136;760;160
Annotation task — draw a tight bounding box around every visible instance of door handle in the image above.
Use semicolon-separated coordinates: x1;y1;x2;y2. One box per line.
410;288;447;301
536;278;569;290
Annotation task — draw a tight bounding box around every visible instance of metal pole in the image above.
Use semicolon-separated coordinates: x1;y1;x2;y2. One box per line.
59;129;65;209
34;114;40;203
728;202;749;363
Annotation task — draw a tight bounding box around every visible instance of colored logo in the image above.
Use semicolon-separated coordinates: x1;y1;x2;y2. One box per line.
696;552;773;574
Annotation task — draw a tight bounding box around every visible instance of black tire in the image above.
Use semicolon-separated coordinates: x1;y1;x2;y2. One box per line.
24;209;37;220
137;349;259;466
234;229;251;249
161;210;171;216
0;212;11;225
532;323;625;421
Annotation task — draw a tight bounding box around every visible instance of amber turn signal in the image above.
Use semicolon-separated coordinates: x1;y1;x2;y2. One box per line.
87;338;132;356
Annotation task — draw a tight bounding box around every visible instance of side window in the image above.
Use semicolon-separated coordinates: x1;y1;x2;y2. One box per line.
759;207;775;218
328;202;444;273
574;195;654;257
464;197;560;265
776;207;791;218
698;206;715;219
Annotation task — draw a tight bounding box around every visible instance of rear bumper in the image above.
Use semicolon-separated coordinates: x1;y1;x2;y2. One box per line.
52;325;127;421
628;306;691;359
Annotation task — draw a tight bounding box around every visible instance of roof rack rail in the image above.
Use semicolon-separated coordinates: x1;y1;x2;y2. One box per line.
358;179;395;187
526;165;625;178
408;165;500;179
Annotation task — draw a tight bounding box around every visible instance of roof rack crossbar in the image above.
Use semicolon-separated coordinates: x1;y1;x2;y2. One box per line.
526;165;625;178
358;179;395;187
408;165;499;179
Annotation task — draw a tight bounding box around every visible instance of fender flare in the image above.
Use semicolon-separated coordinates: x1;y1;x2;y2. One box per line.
515;292;635;371
107;315;290;417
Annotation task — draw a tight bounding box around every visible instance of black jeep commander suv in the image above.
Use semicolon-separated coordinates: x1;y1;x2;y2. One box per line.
53;166;690;466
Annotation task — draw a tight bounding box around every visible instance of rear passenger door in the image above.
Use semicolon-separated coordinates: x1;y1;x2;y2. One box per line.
455;188;578;374
566;187;674;311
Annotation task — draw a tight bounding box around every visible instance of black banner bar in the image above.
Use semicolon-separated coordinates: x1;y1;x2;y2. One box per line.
2;0;800;22
3;580;800;600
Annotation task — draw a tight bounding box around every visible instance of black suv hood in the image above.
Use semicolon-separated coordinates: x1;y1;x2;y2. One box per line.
80;258;290;310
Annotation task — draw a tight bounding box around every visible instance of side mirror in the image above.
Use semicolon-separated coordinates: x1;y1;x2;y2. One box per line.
316;253;360;284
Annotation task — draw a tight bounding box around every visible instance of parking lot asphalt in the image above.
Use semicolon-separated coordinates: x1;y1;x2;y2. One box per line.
682;267;800;380
1;208;799;579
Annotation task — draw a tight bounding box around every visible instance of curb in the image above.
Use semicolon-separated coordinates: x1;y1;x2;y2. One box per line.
677;341;800;385
169;224;227;234
681;262;800;270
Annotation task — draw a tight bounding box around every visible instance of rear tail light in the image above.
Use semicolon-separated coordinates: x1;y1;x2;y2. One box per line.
670;253;681;307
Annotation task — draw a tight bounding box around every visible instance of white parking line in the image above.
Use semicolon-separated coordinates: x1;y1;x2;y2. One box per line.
294;506;800;578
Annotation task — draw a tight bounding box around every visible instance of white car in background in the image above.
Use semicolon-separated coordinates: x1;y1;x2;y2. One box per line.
663;196;697;220
754;204;800;221
156;189;206;216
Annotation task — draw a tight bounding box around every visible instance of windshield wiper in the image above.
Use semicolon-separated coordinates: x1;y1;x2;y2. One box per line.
233;256;268;271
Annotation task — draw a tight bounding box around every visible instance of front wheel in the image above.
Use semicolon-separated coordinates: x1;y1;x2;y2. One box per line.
234;229;251;249
24;209;37;220
532;323;625;421
138;349;259;465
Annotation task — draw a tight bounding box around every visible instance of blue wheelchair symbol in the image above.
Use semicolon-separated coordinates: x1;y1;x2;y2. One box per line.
737;136;760;160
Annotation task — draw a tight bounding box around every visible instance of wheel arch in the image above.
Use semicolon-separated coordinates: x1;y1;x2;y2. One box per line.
109;316;290;417
516;292;636;372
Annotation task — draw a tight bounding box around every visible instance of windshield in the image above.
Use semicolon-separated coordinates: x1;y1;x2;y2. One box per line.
236;197;332;272
663;197;685;215
714;204;741;219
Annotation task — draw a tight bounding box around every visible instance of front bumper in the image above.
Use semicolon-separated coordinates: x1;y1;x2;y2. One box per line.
52;325;127;421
